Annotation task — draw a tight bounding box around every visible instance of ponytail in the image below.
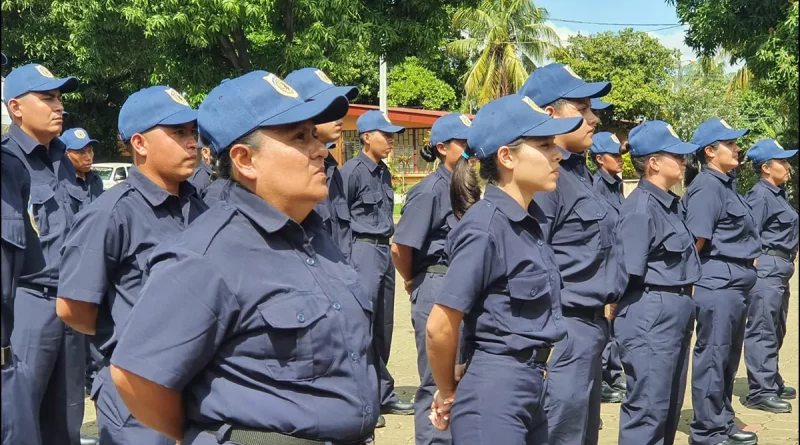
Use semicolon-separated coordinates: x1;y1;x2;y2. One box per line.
684;141;720;188
451;152;481;220
420;142;439;163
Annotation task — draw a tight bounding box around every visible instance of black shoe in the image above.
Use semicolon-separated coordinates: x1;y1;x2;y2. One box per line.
746;396;792;414
612;379;627;392
601;381;624;403
80;436;100;445
719;431;758;445
375;415;386;429
381;400;414;415
779;386;797;400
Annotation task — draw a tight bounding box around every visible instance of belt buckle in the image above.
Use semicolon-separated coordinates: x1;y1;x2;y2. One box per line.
1;346;11;367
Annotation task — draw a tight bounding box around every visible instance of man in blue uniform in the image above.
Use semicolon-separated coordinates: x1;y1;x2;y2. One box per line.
188;138;213;195
520;63;628;445
61;128;103;202
588;131;627;404
341;110;414;421
4;63;86;445
285;67;358;260
56;85;206;445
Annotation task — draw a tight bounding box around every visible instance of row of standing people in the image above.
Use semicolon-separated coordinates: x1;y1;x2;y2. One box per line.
1;55;797;445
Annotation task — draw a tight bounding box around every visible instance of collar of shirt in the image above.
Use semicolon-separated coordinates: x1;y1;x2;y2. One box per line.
758;178;786;198
9;124;67;161
638;178;678;210
324;152;339;169
703;167;734;185
200;161;213;175
483;184;535;223
597;168;621;186
226;182;324;235
558;147;589;176
128;167;195;207
357;151;383;173
435;164;452;182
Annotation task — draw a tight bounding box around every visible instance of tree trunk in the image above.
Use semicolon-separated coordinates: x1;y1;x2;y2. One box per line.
219;26;252;72
284;0;295;45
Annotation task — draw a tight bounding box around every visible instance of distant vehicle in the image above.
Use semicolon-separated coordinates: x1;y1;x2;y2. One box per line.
92;162;132;190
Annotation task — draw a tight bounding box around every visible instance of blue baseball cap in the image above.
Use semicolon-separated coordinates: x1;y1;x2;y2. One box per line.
519;63;611;107
118;86;197;143
590;98;613;110
284;68;359;103
430;113;471;146
60;128;98;150
746;139;798;163
590;132;623;155
1;53;7;66
3;63;78;105
357;110;405;134
628;120;699;157
198;70;349;154
691;118;749;148
467;94;583;160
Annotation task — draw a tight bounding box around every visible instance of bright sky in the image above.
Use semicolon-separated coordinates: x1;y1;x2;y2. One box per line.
536;0;743;71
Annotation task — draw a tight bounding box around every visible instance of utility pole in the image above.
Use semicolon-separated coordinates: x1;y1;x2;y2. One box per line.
379;56;388;114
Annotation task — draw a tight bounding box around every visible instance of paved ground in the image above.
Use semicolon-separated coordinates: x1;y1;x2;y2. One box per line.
82;265;799;444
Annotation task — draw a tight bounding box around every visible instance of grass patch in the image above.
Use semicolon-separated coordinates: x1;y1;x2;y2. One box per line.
393;203;402;217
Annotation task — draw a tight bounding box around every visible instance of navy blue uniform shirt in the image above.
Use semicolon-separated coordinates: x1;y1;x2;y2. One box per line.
746;178;799;259
2;124;82;289
1;147;38;347
111;183;379;442
58;167;208;358
436;185;566;357
680;168;761;260
188;162;213;196
534;149;628;308
76;170;104;203
618;178;701;287
201;177;230;207
313;153;353;259
340;152;394;238
592;169;623;212
394;165;455;276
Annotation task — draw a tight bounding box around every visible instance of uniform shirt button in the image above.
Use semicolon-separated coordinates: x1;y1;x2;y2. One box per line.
537;240;543;246
306;258;315;266
333;302;341;311
350;352;359;362
581;177;586;182
297;313;305;323
223;205;232;210
555;313;562;319
597;212;602;217
365;406;372;414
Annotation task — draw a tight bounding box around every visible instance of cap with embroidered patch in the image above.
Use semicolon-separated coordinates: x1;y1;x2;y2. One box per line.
691;118;749;148
198;70;349;154
590;132;624;155
746;139;798;163
590;98;613;110
118;86;197;143
356;110;405;134
519;63;611;107
467;94;583;160
429;113;471;146
284;68;359;103
3;63;78;105
628;120;699;156
60;127;98;151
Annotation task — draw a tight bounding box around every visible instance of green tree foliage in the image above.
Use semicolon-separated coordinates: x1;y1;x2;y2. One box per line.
448;0;560;109
554;29;679;123
387;57;457;110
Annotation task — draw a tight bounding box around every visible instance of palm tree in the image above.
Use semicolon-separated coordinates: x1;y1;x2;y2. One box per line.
448;0;561;109
698;49;752;98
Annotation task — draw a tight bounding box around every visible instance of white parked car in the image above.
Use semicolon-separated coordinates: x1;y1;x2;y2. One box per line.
92;162;132;190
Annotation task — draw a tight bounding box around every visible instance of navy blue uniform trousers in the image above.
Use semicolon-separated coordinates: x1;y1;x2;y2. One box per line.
10;288;85;445
601;337;624;388
2;355;41;445
690;262;757;445
744;255;794;404
350;241;399;407
615;289;695;445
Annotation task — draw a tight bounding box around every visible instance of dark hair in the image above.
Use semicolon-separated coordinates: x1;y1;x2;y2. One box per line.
209;130;262;181
420;141;445;163
684;141;720;187
589;152;601;168
450;140;522;220
631;154;659;178
545;99;569;110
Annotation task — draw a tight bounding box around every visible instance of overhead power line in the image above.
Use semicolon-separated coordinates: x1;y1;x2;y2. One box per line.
549;18;682;27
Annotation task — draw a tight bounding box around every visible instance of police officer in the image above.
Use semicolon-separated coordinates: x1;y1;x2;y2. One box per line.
61;128;103;202
588;131;627;404
681;118;760;445
56;85;207;445
426;94;580;443
285;67;358;260
2;139;42;445
4;63;86;445
188;138;213;195
341;110;414;418
615;121;702;445
519;63;628;445
391;113;470;445
742;139;798;414
107;70;377;445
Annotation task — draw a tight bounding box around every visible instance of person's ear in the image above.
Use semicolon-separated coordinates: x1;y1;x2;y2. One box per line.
229;144;258;181
130;133;148;158
496;145;515;170
436;142;447;158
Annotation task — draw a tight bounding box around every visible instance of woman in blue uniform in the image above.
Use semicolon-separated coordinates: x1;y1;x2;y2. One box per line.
614;121;702;445
391;112;470;445
108;71;378;445
742;139;798;414
681;118;761;445
426;94;582;444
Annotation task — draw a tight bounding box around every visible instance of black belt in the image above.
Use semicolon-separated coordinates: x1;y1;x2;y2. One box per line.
637;284;693;296
204;426;369;445
353;235;390;245
18;283;57;296
512;346;552;364
1;346;12;368
763;248;794;261
426;265;449;274
709;256;754;267
561;306;605;320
